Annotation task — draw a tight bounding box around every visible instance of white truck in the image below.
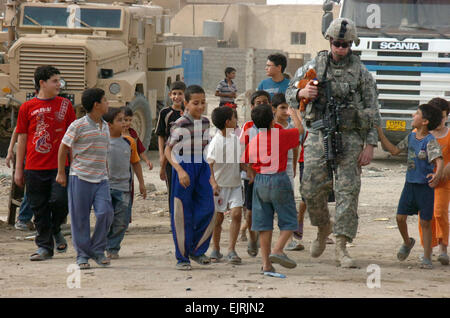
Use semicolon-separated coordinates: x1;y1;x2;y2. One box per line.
323;0;450;144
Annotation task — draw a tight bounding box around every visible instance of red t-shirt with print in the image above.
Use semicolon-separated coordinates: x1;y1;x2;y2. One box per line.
15;96;76;170
240;121;283;166
242;127;299;174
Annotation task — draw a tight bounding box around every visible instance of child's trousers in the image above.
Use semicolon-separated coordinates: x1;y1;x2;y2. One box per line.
68;176;114;259
170;161;215;263
25;168;69;254
419;182;450;247
107;189;131;254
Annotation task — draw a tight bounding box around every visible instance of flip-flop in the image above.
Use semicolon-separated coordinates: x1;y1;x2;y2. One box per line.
438;254;449;266
92;254;111;267
54;232;68;253
263;271;286;278
30;248;53;261
260;265;286;278
77;257;90;270
226;251;242;265
240;231;248;242
106;251;119;259
176;262;192;271
190;254;211;265
397;237;415;261
420;258;433;269
293;223;303;240
247;240;258;257
269;253;297;269
210;250;223;263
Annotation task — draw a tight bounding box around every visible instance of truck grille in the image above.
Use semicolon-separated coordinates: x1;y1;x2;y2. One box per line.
19;46;87;91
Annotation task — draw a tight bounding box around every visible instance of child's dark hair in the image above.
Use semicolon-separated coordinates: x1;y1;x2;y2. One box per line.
121;106;133;117
250;90;271;106
102;107;123;124
428;97;450;116
34;65;60;92
267;53;287;73
185;85;205;102
419;104;443;131
251;104;274;130
170;81;186;92
225;67;236;76
212;106;234;130
81;88;105;113
271;93;287;108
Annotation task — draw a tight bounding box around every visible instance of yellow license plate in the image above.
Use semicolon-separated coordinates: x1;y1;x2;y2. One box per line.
386;120;406;131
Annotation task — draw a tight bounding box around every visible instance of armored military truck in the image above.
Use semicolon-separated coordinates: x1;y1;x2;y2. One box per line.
0;0;183;155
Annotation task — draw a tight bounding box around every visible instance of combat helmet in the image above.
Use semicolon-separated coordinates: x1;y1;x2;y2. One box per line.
325;18;360;46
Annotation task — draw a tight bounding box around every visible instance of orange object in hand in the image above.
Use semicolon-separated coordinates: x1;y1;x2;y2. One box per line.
297;68;318;111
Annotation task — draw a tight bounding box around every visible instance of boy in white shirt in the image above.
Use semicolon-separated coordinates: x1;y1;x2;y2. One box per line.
207;106;243;264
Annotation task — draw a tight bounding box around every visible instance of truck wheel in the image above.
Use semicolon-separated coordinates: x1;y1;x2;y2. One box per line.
0;137;9;158
129;94;152;150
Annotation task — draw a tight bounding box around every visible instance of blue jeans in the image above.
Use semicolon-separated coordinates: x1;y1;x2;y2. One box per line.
251;172;297;232
106;189;131;254
18;191;34;223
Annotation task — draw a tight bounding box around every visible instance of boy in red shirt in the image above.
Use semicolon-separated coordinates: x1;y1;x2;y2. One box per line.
239;91;271;256
242;103;303;277
14;65;76;261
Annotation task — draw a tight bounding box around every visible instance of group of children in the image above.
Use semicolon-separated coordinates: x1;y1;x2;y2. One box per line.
377;98;450;269
157;80;309;276
8;63;450;275
158;80;450;275
13;65;150;268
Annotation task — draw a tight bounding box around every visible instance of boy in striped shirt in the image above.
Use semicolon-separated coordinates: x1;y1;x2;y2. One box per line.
57;88;113;269
164;85;215;270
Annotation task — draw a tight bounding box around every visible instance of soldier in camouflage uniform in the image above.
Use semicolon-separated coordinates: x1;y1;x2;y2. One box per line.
286;18;381;268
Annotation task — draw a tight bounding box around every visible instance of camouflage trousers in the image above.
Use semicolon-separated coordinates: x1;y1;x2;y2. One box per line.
300;130;364;242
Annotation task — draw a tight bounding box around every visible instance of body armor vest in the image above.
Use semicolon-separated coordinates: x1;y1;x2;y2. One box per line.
305;51;371;132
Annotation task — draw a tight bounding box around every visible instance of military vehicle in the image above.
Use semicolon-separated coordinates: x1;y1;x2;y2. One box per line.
0;0;183;155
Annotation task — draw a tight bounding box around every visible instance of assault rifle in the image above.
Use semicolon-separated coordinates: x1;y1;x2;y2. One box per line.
311;79;343;180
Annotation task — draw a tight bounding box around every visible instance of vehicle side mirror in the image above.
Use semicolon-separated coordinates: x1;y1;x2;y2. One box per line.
322;12;333;36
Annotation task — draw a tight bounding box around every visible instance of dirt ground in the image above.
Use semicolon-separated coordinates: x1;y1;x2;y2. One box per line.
0;95;449;298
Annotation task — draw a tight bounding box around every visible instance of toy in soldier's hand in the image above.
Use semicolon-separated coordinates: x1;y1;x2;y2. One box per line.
297;68;318;111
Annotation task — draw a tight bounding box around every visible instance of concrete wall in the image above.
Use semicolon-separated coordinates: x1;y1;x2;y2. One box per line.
164;35;218;50
153;0;182;13
201;47;286;94
171;4;341;58
244;5;340;56
171;4;247;48
183;0;266;4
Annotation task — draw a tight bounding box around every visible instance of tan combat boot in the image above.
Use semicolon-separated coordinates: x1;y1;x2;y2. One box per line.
310;221;333;258
335;235;356;268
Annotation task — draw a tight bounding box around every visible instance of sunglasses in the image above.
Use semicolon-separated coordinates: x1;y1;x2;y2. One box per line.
332;40;351;48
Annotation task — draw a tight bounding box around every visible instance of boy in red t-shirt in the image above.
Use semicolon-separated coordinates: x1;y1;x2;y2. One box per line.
239;91;271;256
14;65;76;261
242;103;303;277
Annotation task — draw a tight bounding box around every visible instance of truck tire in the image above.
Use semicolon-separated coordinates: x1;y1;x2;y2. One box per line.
0;137;9;158
128;94;152;150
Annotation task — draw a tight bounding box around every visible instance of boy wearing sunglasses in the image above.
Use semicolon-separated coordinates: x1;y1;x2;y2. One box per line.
285;18;381;268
